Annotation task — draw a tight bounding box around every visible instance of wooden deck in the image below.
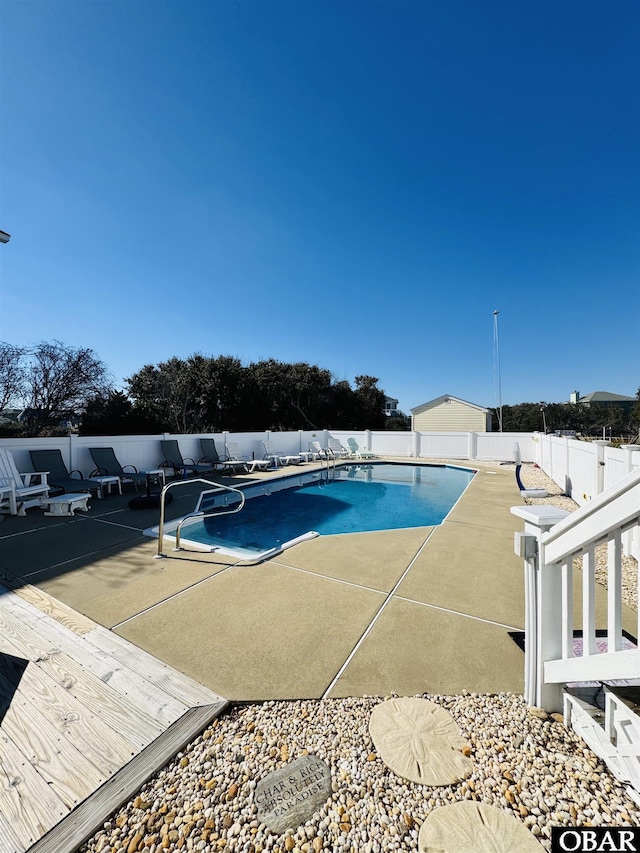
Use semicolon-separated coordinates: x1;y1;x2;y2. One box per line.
0;578;228;853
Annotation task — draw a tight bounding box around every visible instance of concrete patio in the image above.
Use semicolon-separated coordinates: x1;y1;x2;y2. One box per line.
1;460;634;703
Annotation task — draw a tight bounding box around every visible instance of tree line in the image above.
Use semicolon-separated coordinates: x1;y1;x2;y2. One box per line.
492;399;640;440
1;340;637;438
0;342;394;436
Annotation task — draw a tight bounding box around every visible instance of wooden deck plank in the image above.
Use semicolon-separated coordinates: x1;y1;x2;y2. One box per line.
7;583;96;635
0;611;166;749
3;660;137;775
0;579;230;852
30;702;228;853
0;813;26;853
0;727;69;851
0;589;189;726
0;670;106;807
89;624;226;706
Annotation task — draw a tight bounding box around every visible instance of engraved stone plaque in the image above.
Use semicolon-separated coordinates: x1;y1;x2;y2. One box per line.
254;755;332;833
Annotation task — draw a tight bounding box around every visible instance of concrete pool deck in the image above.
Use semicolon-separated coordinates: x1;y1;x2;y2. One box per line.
1;459;634;703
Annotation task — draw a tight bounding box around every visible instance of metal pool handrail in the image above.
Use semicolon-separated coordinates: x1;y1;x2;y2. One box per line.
320;448;337;482
155;477;246;558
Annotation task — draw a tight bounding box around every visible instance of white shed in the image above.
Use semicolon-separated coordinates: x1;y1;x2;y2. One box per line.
411;395;492;432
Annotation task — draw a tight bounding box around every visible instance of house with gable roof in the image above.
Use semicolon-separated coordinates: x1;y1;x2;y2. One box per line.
410;395;492;432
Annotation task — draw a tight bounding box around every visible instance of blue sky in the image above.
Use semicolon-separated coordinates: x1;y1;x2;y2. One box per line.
1;0;638;417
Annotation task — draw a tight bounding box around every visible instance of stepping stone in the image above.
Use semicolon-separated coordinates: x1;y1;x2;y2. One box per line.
369;697;472;785
418;802;544;851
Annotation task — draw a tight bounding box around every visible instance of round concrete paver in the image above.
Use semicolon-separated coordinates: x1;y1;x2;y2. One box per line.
418;802;544;852
369;697;472;785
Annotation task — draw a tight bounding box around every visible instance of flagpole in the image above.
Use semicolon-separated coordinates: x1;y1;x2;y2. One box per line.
493;310;503;432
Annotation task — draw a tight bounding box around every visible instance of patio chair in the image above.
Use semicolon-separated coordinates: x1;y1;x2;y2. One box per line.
262;440;303;467
160;440;216;478
199;438;250;475
308;440;329;460
327;438;349;458
89;447;151;492
346;438;378;459
0;448;50;515
29;449;105;498
225;442;270;473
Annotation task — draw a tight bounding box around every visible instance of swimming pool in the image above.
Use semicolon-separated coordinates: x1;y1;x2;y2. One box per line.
158;463;475;561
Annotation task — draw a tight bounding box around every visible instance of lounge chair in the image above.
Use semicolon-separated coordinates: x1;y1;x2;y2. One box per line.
346;438;378;459
160;440;216;478
225;442;270;473
199;438;250;475
327;438;349;458
89;447;152;492
262;440;303;466
308;441;329;460
0;448;50;515
29;449;105;498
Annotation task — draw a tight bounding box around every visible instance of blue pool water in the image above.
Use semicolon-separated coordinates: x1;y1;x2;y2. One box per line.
182;463;475;556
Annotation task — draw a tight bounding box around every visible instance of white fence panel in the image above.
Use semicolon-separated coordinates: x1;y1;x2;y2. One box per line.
418;432;468;459
0;436;70;473
370;431;413;457
77;434;167;474
566;440;597;505
225;431;269;460
475;432;536;462
265;430;306;456
604;445;631;491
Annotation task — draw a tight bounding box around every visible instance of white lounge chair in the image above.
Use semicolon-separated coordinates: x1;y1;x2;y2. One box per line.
225;442;271;473
0;448;51;515
262;441;303;466
346;438;378;459
327;438;349;458
308;440;329;460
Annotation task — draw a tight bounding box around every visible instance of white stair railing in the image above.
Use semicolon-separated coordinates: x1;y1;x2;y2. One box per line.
512;469;640;795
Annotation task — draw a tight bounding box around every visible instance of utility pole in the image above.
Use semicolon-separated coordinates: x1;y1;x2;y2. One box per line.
493;310;503;432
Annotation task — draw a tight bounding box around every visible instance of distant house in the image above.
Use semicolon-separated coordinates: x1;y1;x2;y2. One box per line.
570;390;636;413
410;395;492;432
383;396;402;418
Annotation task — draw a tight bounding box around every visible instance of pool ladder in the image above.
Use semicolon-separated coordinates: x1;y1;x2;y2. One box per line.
155;477;246;558
319;448;337;483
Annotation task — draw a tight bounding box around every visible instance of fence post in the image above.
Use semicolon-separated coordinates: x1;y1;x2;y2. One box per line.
69;433;78;472
467;432;477;461
594;440;609;495
511;504;571;712
412;431;420;458
364;429;371;452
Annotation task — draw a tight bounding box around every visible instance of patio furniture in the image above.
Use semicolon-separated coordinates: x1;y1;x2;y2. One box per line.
262;440;303;466
159;440;216;478
346;438;378;459
91;475;122;495
308;441;329;460
29;449;104;498
0;448;50;515
199;438;250;475
327;438;349;458
225;442;270;473
89;446;150;492
41;492;91;517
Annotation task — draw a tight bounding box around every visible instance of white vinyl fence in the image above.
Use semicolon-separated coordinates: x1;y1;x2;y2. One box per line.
0;429;537;480
534;434;640;506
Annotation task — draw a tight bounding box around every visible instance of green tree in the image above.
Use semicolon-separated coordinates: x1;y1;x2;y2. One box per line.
126;355;211;433
353;375;386;429
79;390;163;435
